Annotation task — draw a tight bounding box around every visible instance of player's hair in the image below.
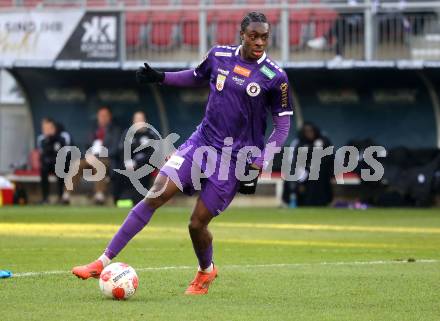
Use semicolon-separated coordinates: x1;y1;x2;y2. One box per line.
98;106;112;114
134;110;147;120
42;117;56;125
241;12;268;32
134;110;146;117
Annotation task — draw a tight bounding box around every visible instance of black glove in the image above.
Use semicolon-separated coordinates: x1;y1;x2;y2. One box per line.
136;63;165;84
238;164;260;195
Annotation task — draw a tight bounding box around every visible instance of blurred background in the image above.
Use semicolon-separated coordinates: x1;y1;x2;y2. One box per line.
0;0;439;208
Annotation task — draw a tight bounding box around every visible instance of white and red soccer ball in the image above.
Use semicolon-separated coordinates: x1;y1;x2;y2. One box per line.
99;262;138;300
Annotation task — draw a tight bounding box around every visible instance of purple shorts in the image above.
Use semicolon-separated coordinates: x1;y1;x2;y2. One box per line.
159;136;240;216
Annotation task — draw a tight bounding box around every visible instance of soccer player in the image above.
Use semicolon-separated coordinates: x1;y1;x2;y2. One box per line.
72;11;293;295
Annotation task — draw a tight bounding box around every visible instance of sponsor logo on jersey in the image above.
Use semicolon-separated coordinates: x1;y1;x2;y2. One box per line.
216;74;227;91
215;52;232;57
246;82;261;97
217;68;230;75
280;82;288;108
260;65;276;79
232;76;245;86
233;65;251;77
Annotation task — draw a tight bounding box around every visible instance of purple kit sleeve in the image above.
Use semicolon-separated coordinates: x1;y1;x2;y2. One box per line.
269;72;294;117
254;115;291;169
162;48;213;87
163;69;206;87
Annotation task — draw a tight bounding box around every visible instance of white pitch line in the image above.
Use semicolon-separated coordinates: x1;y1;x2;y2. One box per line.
13;270;67;278
226;259;439;269
10;259;439;278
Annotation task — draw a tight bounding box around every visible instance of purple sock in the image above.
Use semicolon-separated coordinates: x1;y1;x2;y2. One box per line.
105;201;154;259
194;244;213;270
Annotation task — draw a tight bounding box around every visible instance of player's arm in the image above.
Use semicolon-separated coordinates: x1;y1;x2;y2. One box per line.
239;74;292;194
238;119;288;194
253;115;290;170
253;73;293;170
136;63;205;87
136;49;213;87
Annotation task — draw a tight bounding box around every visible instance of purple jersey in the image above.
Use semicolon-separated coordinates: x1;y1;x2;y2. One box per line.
192;45;293;155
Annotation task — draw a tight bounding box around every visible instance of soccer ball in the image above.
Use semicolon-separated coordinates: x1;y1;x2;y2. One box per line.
99;262;138;300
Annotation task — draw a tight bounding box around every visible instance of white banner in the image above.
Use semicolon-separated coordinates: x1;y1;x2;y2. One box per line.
0;10;84;64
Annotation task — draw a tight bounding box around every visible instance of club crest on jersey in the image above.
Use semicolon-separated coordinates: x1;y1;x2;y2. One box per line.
246;82;261;97
233;65;251;77
216;74;226;91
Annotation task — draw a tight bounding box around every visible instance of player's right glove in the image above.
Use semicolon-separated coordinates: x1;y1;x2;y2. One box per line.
136;63;165;84
238;163;260;195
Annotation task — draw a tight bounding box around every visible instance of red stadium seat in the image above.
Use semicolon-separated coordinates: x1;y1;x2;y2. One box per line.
0;0;13;7
181;11;199;47
121;0;141;6
13;149;41;176
30;149;41;173
181;9;217;47
180;0;199;4
310;8;338;39
212;0;235;4
149;0;171;5
244;0;266;5
126;12;150;48
261;9;280;25
213;12;243;45
86;0;108;6
20;0;42;7
289;9;312;46
149;12;181;48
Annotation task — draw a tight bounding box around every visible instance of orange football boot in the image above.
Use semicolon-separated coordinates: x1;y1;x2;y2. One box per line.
71;260;104;280
184;265;218;295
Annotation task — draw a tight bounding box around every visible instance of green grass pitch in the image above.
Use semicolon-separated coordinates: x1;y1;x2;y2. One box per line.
1;206;439;321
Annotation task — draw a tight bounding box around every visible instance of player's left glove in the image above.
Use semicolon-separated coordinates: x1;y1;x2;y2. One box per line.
238;164;260;195
136;63;165;84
